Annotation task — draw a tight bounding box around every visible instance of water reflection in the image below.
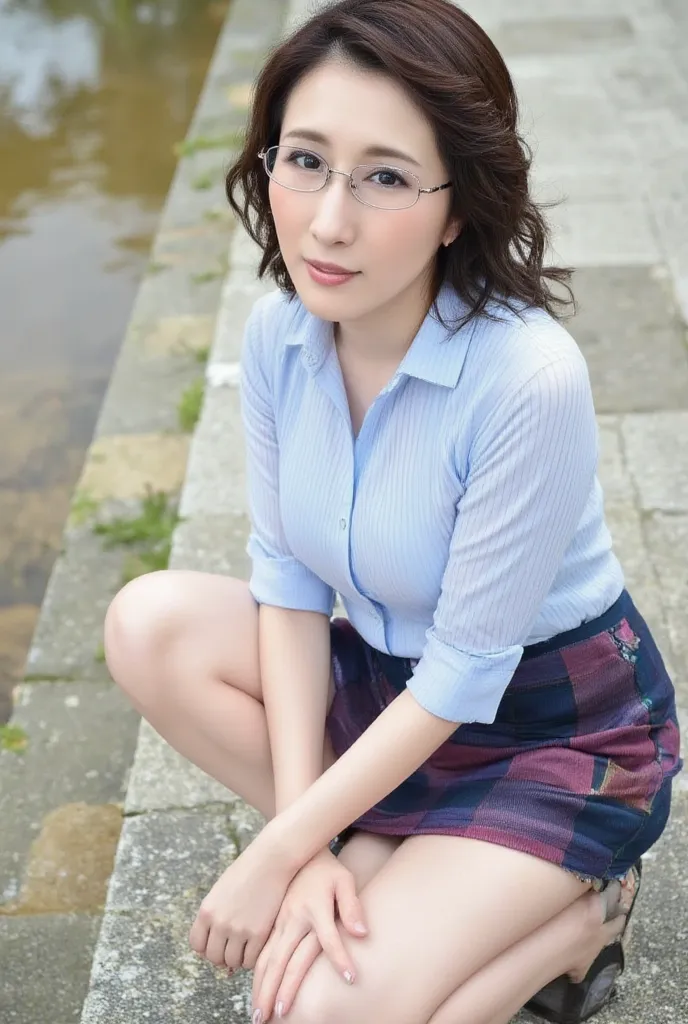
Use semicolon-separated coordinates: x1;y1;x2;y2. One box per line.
0;0;226;717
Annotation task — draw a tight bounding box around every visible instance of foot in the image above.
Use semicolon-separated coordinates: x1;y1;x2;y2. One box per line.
565;870;637;983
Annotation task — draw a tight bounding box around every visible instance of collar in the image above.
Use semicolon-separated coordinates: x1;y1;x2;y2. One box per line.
286;281;473;389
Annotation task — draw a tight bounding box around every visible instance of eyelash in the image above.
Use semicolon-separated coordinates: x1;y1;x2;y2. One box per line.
286;149;410;187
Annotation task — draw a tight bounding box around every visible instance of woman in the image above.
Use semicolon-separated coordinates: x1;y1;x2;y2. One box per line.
105;2;682;1023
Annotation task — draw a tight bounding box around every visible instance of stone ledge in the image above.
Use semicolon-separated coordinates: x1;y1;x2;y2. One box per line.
171;510;251;578
126;721;239;814
80;807;265;1024
178;386;246;518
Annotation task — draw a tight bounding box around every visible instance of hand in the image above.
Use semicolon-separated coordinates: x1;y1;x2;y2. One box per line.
251;847;368;1022
188;834;294;972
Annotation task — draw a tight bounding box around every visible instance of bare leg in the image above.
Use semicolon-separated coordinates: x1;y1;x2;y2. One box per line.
105;570;319;818
106;572;627;1024
104;569;399;884
427;884;628;1024
338;834;630;1024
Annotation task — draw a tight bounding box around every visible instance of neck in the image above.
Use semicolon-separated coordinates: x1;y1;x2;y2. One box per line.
334;277;435;365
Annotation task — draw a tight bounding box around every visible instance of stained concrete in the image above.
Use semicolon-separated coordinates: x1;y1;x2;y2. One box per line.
0;682;138;908
0;914;102;1024
0;3;286;1022
4;0;688;1022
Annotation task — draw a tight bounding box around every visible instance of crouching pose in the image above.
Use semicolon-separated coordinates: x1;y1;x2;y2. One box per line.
105;2;682;1022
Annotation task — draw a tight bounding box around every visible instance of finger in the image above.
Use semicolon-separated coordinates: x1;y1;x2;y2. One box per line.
256;924;310;1021
224;936;247;973
243;926;273;971
205;928;229;969
252;932;279;1007
312;911;357;983
275;931;323;1019
188;912;210;957
334;871;368;937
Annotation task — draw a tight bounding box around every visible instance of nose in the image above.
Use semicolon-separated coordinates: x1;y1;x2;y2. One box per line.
309;171;358;246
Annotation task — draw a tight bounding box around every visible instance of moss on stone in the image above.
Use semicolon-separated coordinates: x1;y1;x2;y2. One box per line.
92;489;181;583
178;378;205;432
68;490;100;527
0;723;29;754
173;130;245;159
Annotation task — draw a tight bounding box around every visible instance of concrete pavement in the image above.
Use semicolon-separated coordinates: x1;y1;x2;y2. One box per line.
3;0;687;1021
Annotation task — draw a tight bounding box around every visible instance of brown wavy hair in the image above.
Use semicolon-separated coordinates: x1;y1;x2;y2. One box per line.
226;0;574;330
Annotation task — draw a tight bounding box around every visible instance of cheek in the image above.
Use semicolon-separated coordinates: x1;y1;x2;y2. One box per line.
268;183;301;246
371;208;445;263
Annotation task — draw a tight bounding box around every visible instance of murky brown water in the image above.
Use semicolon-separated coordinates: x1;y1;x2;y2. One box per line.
0;0;228;720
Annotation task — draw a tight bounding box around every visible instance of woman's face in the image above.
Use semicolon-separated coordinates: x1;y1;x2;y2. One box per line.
269;57;460;325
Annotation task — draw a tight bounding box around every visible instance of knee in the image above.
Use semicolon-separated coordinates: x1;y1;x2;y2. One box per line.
288;978;349;1024
104;570;185;699
287;969;384;1024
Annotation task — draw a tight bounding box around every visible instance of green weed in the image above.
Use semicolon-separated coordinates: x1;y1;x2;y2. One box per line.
178;378;205;432
69;491;100;526
93;490;181;583
174;130;245;159
0;724;28;754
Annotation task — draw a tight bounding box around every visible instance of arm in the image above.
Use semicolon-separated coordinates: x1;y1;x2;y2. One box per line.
241;304;336;819
259;605;332;815
260;355;599;870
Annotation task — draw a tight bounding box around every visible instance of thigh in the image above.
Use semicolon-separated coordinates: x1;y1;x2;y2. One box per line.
106;570;336;708
290;835;590;1024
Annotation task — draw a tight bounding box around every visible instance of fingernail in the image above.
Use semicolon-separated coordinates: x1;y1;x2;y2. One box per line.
276;1002;286;1018
343;970;355;985
353;922;367;935
252;1010;263;1024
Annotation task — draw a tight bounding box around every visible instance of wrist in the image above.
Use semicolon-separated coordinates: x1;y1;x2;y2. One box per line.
256;816;305;877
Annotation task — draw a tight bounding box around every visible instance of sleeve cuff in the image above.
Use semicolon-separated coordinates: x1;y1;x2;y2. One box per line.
406;632;524;724
248;539;335;616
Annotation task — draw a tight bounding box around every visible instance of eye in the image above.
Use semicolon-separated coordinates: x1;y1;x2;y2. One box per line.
285;148;324;172
367;166;412;188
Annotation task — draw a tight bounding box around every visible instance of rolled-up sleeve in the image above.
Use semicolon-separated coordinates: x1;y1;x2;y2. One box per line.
240;308;335;615
407;356;598;724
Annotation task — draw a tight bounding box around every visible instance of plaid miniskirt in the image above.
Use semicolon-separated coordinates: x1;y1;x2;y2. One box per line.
325;588;683;886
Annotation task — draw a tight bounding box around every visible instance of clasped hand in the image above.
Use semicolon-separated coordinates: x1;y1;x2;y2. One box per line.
189;835;368;1022
252;846;368;1021
189;831;295;972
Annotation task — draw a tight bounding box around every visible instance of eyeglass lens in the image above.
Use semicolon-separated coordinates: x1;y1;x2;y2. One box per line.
264;145;420;209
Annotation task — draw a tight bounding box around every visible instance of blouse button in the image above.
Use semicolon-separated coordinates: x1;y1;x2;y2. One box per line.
339;518;347;530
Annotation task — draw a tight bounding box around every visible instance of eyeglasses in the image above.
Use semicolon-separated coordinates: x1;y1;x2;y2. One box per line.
257;145;452;211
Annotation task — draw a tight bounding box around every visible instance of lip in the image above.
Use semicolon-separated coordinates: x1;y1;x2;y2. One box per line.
305;259;358;275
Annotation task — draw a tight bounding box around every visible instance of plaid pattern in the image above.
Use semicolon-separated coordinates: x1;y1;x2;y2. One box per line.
325;589;683;884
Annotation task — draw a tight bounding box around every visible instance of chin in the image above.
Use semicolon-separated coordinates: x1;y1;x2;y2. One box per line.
295;281;363;321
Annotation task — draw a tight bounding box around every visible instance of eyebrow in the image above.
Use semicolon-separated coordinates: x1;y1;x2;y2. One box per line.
281;129;422;168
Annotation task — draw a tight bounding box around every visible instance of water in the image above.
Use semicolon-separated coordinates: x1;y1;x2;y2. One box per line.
0;0;227;720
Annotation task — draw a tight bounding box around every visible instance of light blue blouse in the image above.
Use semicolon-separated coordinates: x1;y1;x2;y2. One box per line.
240;282;625;724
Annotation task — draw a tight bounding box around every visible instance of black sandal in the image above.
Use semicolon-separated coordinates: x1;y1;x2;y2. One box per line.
329;825;357;857
524;860;642;1023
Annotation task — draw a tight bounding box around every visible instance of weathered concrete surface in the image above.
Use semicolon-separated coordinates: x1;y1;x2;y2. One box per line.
67;0;688;1021
0;682;138;908
0;914;102;1024
0;2;285;1023
568;267;688;413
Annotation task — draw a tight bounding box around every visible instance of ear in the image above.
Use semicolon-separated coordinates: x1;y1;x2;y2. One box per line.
443;217;462;247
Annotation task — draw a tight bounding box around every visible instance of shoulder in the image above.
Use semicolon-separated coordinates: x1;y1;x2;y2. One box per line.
463;301;591;416
241;288;301;367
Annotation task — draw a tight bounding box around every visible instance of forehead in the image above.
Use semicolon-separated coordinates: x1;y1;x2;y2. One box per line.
281;58;437;162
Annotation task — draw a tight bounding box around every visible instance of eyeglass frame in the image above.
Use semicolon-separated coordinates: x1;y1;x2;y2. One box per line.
257;145;452;210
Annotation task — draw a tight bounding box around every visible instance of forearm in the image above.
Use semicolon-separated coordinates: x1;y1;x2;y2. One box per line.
258;604;332;815
268;688;460;870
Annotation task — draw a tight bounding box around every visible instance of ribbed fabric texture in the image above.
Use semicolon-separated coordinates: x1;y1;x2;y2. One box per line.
240;283;625;724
